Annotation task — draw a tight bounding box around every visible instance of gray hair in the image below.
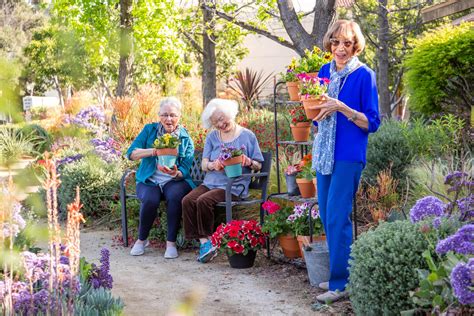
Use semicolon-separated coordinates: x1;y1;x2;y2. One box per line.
201;98;239;129
159;97;182;114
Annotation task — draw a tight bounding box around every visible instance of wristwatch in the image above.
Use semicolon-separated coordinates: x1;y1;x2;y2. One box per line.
348;109;358;122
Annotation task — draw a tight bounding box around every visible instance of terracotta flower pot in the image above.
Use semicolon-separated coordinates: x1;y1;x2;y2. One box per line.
296;178;316;198
290;122;311;142
297;235;327;258
301;96;324;120
155;148;178;156
277;234;301;258
221;155;243;166
286;81;300;101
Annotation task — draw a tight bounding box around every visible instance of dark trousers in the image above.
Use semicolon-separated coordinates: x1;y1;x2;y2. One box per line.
316;161;362;291
182;185;238;239
136;180;192;242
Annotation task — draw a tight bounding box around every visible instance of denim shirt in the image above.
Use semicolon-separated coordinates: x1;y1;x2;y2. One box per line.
125;123;196;189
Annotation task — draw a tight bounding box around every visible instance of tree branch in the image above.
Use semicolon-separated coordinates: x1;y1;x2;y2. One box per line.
181;30;205;56
278;0;314;54
203;3;296;51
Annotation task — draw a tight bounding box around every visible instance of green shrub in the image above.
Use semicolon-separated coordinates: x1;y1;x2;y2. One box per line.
363;119;413;189
58;156;122;219
19;123;52;153
348;220;432;315
0;126;38;166
404;22;474;117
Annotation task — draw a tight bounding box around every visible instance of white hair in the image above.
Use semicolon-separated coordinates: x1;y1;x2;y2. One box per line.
159;97;182;114
201;98;239;129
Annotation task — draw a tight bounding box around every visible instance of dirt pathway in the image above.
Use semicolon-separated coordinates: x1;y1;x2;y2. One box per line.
80;229;329;315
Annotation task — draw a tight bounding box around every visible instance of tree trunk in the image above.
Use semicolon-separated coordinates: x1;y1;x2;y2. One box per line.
52;75;64;109
311;0;337;49
201;0;217;106
376;0;391;118
116;0;133;97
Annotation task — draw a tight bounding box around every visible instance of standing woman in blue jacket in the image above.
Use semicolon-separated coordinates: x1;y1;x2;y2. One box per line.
125;97;195;259
309;20;381;302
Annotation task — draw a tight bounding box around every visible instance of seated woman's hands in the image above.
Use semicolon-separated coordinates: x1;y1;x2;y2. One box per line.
209;160;224;171
242;155;253;167
309;94;341;122
158;165;180;177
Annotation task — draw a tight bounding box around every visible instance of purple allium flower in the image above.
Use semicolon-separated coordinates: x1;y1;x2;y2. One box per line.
436;224;474;255
409;196;446;223
450;258;474;305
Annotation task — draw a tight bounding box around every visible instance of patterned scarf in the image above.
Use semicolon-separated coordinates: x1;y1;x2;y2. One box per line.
157;123;180;139
313;56;361;175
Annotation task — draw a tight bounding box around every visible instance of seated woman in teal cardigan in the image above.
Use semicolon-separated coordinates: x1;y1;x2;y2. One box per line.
125;97;195;259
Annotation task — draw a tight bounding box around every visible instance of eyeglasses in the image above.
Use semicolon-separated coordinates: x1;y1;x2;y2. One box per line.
159;113;179;119
329;38;354;48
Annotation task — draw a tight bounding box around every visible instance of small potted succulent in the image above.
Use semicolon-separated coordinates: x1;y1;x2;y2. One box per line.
288;105;312;142
211;219;267;269
218;144;245;177
153;133;180;168
261;201;300;258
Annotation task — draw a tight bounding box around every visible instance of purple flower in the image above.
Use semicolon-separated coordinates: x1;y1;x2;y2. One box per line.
71;106;106;134
450;258;474;305
436;224;474;255
457;194;474;220
89;248;113;289
409;196;446;223
56;154;83;167
432;217;442;229
90;137;121;162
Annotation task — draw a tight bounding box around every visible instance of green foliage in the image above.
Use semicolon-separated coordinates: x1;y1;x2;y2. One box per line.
75;282;124;316
0;126;38;167
262;206;292;238
363;119;413;188
348;220;432;315
19;123;52;153
58;156;122;218
404;22;474;116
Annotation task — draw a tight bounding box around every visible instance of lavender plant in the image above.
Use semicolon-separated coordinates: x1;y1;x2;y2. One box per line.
90;138;121;163
88;248;113;290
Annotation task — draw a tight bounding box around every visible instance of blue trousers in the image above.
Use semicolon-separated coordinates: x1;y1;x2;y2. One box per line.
316;161;362;291
136;180;192;242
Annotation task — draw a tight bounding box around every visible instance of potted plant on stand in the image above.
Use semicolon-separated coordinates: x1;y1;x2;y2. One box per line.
288;106;312;142
261;201;300;258
211;219;267;269
298;74;330;120
218;144;245;177
153;133;180;168
295;154;316;198
298;47;332;78
287;202;325;258
280;58;300;101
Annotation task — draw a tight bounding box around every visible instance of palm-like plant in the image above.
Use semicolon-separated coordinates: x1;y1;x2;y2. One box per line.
228;68;273;110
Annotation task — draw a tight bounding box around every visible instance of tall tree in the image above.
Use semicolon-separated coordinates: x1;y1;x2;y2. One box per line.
116;0;134;96
201;0;217;105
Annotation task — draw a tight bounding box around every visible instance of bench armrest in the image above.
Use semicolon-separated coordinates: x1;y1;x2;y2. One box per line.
120;169;137;192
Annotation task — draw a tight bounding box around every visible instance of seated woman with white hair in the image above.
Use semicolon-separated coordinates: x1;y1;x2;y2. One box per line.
125;97;195;259
182;98;264;263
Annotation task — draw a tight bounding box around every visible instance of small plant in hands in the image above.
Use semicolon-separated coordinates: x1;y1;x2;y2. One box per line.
297;74;330;99
287;203;324;236
261;201;293;239
211;219;267;256
218;144;245;162
296;154;315;180
153;133;180;149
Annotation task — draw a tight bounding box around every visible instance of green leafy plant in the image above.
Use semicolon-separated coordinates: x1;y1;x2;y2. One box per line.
348;220;434;315
404;22;473;117
280;57;299;82
19;123;52;153
0;126;38;167
153;133;180;149
58;155;122;218
261;202;293;238
297;74;329;98
295;154;315;180
287;202;323;236
298;47;332;73
75;283;124;316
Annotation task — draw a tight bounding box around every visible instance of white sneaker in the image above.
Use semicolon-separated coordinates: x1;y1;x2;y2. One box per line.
130;240;150;256
164;246;178;259
318;281;329;290
316;290;348;303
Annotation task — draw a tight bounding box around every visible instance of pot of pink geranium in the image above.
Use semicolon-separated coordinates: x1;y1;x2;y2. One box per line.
211;219;267;269
297;74;330;120
261;201;301;258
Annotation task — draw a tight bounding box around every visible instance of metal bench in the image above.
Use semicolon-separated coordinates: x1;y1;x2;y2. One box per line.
119;151;272;246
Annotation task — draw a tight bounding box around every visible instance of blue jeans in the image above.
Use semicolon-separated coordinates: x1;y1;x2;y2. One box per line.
136;180;192;242
316;161;362;291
